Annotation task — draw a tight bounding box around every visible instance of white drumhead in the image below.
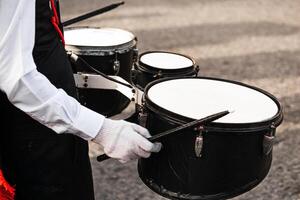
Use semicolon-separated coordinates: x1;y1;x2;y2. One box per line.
147;79;279;123
64;27;135;47
140;52;194;69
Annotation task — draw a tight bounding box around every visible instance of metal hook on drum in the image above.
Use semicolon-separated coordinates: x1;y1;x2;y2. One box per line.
153;70;163;79
130;63;139;84
138;98;148;128
263;123;276;155
113;50;120;75
194;126;205;158
133;48;139;63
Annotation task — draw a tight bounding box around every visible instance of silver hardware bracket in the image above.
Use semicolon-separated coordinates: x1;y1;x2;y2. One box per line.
153;70;163;78
138;112;148;128
133;48;139;62
263;123;276;156
113;51;120;75
194;126;204;158
138;102;148;128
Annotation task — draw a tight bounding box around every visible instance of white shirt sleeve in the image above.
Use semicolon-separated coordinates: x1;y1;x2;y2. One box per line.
0;0;105;140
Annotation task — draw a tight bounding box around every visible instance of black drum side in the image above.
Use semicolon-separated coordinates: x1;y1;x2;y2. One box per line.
64;27;137;117
138;113;274;199
69;50;135;117
138;77;283;200
72;48;135;83
131;51;199;91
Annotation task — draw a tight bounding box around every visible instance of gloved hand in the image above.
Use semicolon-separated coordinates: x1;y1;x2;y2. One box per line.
93;118;162;163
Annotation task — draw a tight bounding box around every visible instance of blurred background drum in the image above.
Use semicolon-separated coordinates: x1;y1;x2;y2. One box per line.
130;51;199;117
64;27;138;117
131;51;199;91
138;77;283;200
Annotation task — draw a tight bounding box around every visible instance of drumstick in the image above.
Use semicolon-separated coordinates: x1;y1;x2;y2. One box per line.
96;110;231;162
62;1;125;27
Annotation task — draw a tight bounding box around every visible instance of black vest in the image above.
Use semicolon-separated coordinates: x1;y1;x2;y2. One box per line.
0;1;94;199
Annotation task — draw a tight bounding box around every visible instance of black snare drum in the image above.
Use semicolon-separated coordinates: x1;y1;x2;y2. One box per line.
131;51;198;90
138;77;283;200
64;27;137;117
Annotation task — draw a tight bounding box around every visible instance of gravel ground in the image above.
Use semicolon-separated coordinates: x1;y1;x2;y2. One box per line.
60;0;300;199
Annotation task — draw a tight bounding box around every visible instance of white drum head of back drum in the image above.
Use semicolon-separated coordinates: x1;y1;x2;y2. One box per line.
140;52;194;70
147;79;279;123
64;27;135;47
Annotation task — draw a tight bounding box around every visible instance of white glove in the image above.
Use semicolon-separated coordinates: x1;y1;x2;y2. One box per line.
93;118;162;163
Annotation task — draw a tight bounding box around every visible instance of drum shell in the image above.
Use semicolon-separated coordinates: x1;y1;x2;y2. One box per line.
71;51;135;117
131;51;198;90
138;112;273;200
68;43;137;83
138;77;283;200
65;27;137;117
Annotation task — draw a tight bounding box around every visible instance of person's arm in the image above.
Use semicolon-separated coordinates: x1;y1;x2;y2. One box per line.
0;0;161;162
0;0;103;140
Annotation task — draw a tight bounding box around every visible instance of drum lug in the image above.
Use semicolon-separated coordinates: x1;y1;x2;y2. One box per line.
194;126;204;158
113;60;120;75
138;112;148;128
153;70;163;78
263;123;276;155
138;104;148;128
133;48;139;62
131;65;138;84
113;51;120;75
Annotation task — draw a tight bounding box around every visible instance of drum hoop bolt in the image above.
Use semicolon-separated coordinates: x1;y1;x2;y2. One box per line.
263;123;276;156
133;48;139;62
113;50;120;75
153;70;163;78
138;103;148;128
194;126;204;158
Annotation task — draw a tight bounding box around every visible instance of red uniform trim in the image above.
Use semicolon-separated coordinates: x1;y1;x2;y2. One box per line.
49;0;65;46
0;170;15;200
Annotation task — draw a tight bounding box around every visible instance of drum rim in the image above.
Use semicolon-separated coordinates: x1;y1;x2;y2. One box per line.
144;76;283;130
137;51;197;74
64;26;137;55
